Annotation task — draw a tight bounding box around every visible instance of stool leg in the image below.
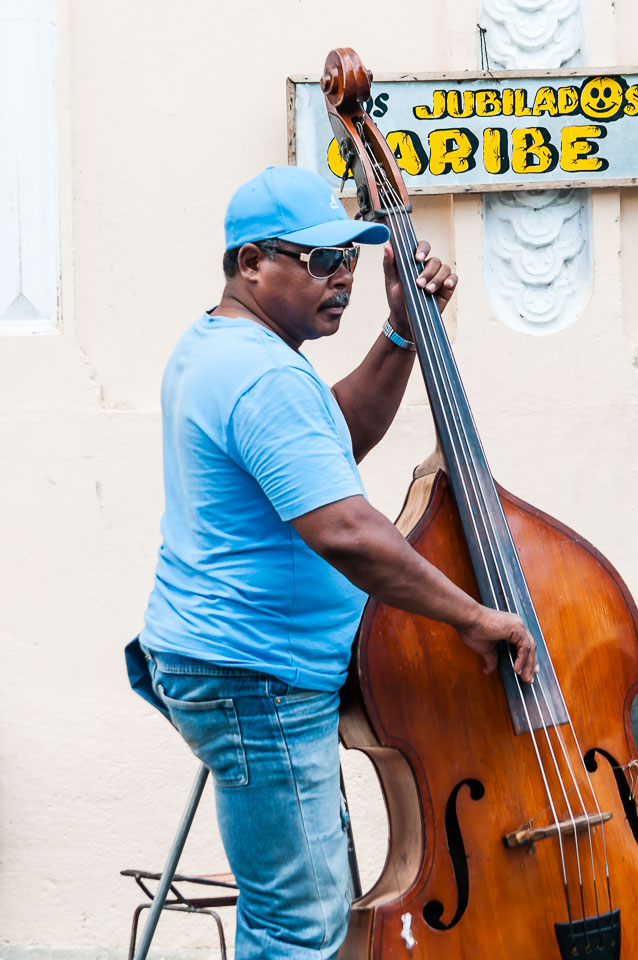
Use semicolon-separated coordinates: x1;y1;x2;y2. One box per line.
340;764;362;900
128;903;149;960
132;762;210;960
208;909;228;960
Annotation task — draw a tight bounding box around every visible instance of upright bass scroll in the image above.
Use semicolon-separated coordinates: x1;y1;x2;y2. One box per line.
322;47;638;960
321;49;411;221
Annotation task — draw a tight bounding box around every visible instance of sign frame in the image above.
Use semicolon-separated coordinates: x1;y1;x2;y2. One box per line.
287;66;638;195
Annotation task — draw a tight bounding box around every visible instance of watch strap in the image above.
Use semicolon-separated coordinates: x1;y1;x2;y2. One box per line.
382;318;416;352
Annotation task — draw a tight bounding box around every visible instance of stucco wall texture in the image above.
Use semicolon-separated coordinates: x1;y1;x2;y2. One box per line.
1;0;638;955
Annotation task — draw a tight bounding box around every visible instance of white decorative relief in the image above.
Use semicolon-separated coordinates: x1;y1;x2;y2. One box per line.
477;0;591;335
484;189;591;334
477;0;584;69
0;0;59;335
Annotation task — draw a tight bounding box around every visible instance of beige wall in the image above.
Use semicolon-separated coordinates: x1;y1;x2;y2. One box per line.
1;0;638;954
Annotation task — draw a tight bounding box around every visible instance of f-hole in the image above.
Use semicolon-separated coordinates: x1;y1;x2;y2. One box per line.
584;747;638;843
423;777;485;931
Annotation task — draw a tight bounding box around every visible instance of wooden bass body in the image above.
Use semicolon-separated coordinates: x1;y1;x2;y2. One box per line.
339;469;638;959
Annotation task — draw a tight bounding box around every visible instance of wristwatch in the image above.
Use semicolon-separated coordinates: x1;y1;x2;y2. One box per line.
382;318;416;352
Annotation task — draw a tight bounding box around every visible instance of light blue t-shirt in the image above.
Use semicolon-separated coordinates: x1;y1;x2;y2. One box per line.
141;313;367;691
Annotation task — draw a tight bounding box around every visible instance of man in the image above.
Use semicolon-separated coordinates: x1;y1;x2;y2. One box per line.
135;165;536;959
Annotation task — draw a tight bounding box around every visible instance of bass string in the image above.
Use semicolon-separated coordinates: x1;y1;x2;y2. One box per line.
402;194;611;916
375;159;612;926
454;312;614;915
365;143;610;923
535;674;614;913
507;642;601;925
374;199;582;929
377;181;590;929
531;675;611;915
369;160;588;796
382;171;608;931
369;170;571;918
365;163;565;817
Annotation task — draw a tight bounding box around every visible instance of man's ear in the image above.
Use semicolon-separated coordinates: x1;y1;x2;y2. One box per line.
237;243;265;282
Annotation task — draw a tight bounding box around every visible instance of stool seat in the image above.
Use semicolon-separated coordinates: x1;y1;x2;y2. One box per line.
121;867;237;890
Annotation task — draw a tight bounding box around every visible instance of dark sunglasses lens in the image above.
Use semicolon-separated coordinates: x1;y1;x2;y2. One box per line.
308;248;343;278
308;247;358;278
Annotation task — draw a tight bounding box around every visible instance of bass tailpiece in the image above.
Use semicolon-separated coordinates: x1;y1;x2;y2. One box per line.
554;909;620;959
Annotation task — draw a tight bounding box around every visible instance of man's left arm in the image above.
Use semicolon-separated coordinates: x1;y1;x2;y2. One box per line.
332;241;457;463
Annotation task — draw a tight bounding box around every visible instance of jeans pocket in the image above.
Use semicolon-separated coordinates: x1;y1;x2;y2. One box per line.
278;689;323;704
157;685;248;787
267;678;324;704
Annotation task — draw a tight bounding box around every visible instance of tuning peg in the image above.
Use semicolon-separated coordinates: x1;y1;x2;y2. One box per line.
321;67;338;95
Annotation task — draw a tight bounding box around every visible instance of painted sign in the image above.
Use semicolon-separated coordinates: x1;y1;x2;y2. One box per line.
287;69;638;194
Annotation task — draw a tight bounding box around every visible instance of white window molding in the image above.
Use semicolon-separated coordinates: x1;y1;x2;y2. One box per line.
0;0;59;335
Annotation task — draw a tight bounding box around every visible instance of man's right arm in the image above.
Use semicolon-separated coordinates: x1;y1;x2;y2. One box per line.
291;495;538;684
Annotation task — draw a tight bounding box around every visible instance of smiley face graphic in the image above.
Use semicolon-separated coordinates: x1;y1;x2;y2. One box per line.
580;76;625;121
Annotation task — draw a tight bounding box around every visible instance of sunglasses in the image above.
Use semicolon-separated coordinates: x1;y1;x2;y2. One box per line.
274;244;360;279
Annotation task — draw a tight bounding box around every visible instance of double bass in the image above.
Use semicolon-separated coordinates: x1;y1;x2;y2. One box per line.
320;48;638;959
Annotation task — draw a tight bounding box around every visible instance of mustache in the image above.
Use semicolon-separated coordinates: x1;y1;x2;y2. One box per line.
319;291;351;310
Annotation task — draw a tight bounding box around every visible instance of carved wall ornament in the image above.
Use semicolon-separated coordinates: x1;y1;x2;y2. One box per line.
483;189;592;334
477;0;591;335
476;0;584;70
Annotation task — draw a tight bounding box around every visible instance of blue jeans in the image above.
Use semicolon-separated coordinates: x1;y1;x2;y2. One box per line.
146;651;351;959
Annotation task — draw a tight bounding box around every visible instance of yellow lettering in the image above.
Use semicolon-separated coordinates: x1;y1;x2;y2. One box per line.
624;84;638;117
502;89;515;116
428;128;478;175
560;125;607;172
532;86;558;116
514;89;532;117
511;127;557;174
557;86;579;115
386;131;425;176
447;90;475;119
327;138;349;179
483;128;509;175
414;90;447;119
475;90;502;117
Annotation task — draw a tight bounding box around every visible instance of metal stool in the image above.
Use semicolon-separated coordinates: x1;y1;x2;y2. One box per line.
121;865;238;960
122;763;238;960
123;760;361;960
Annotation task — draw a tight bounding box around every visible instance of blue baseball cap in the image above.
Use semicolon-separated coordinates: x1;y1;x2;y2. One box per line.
224;165;390;250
